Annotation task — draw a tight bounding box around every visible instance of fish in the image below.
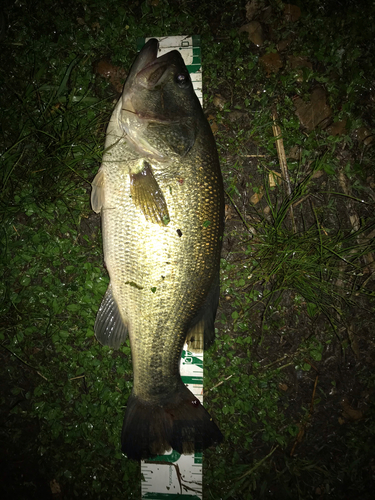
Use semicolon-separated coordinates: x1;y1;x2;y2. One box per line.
91;38;224;461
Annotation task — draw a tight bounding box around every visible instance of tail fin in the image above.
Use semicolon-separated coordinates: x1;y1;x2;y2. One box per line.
121;382;222;461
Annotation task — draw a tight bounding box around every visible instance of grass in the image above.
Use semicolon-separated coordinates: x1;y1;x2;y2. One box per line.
1;0;375;498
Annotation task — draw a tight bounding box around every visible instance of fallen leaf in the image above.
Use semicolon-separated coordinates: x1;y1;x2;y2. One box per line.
225;204;233;221
213;94;226;110
260;5;272;23
287;55;312;70
277;36;293;51
287;55;312;81
354;126;374;146
239;21;264;46
207;114;219;134
269;170;282;187
340;398;363;421
327;119;347;136
287;145;301;160
94;59;127;93
312;170;324;179
245;0;262;21
251;190;263;204
259;52;283;75
263;205;271;216
50;479;61;494
294;87;332;132
227;110;246;122
284;4;301;22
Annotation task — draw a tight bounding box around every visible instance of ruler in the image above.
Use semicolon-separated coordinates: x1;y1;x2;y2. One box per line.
137;35;203;106
141;345;203;500
137;35;204;500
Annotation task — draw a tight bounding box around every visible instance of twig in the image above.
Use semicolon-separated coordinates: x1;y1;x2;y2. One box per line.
357;270;375;292
303;358;319;373
225;189;253;234
292;194;310;208
338;172;375;271
239;445;278;479
272;111;297;233
261;354;288;369
310;375;319;413
290;375;319;456
204;374;233;395
277;362;294;370
0;342;48;381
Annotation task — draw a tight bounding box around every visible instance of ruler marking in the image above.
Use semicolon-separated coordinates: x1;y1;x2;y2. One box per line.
138;35;203;500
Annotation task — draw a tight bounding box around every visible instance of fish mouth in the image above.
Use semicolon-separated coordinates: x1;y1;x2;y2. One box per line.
131;38;183;90
128;38;159;80
122;38;180;117
120;39;190;159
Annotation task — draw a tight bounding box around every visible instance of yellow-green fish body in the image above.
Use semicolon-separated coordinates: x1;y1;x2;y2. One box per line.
91;38;224;460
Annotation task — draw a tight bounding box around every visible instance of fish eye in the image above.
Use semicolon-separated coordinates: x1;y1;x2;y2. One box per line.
175;72;190;87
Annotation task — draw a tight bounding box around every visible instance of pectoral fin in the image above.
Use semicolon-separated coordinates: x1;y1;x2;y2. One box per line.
91;169;105;213
130;161;170;226
94;283;128;349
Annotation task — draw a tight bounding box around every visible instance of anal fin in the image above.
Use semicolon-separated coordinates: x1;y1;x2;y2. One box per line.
186;272;220;353
94;283;128;349
185;320;205;353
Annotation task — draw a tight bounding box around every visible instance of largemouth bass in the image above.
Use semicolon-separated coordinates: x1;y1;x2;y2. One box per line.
91;38;224;460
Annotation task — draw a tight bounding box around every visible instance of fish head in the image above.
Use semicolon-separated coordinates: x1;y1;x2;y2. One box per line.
120;38;202;159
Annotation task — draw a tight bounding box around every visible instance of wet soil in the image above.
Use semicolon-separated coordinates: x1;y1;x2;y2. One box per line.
212;122;375;497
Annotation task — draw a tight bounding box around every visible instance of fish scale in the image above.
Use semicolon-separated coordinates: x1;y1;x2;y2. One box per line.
91;38;224;460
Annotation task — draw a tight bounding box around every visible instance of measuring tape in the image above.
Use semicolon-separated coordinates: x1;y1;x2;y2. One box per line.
141;344;204;499
136;35;204;500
